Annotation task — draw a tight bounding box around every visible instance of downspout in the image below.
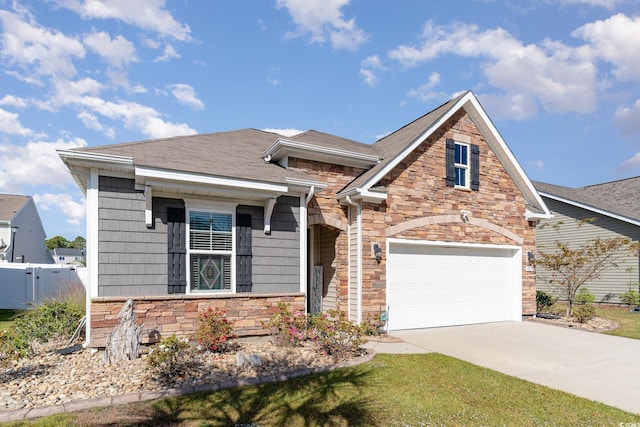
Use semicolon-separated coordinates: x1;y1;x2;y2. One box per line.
305;186;316;206
345;195;361;323
301;186;315;312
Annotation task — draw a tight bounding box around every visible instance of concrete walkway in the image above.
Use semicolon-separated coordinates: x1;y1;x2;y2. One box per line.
364;321;640;415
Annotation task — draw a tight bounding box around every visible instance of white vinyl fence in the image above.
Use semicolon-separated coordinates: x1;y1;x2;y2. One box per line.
0;263;86;309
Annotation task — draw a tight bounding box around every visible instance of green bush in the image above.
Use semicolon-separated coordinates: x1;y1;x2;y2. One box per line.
573;304;596;323
261;303;310;348
192;307;235;352
310;310;367;361
536;291;556;313
146;334;192;380
620;289;640;306
575;288;595;305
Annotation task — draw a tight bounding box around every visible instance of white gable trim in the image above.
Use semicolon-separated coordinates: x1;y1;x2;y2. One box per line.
540;191;640;227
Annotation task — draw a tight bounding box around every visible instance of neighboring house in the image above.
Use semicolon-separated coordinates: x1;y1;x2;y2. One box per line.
534;180;640;305
59;91;551;349
51;247;85;265
0;194;50;264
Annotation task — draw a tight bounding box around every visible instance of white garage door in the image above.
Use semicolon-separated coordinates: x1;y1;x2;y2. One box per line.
387;241;521;330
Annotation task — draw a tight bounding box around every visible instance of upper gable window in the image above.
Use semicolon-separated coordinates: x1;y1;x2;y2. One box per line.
454;143;469;188
446;138;480;191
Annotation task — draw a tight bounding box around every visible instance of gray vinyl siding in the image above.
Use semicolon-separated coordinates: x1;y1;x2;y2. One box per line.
98;177;167;296
536;197;640;304
238;195;300;293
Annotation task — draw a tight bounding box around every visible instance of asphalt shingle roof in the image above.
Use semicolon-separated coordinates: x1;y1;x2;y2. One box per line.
0;194;29;222
534;179;640;223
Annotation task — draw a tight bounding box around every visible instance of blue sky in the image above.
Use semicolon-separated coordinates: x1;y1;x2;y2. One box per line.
1;0;639;240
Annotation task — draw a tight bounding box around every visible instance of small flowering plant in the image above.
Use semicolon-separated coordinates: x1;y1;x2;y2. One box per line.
310;310;366;361
193;307;236;352
146;334;191;380
261;303;310;348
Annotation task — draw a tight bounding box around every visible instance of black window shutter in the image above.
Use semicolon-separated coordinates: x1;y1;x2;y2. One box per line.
445;139;455;187
236;213;253;293
167;207;186;294
470;144;480;191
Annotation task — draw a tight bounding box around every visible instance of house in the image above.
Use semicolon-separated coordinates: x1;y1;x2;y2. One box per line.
58;91;550;349
51;247;85;266
534;179;640;304
0;194;50;264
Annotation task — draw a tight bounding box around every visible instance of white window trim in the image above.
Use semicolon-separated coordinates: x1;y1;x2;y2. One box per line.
186;202;237;294
454;141;470;189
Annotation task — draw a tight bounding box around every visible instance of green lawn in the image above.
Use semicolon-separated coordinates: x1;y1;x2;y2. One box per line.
0;310;19;331
4;353;639;427
597;306;640;340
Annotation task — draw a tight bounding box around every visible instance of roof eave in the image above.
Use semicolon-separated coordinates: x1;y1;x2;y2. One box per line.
539;191;640;227
263;138;380;168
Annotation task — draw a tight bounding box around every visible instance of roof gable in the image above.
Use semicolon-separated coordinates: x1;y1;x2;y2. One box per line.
336;91;550;219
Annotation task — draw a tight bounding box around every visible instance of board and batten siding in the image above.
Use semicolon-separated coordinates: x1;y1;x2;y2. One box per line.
98;177;167;296
98;177;301;296
237;196;300;293
536;197;640;304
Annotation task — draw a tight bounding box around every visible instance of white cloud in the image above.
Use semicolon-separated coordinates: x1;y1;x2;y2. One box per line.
389;20;598;118
276;0;368;51
168;84;204;110
0;8;85;78
0;108;32;136
479;92;538;120
572;14;640;82
527;159;545;172
0;95;28;108
614;99;640;136
262;128;304;137
83;30;138;68
620;152;640;170
153;44;180;62
407;72;442;102
33;192;86;226
0;137;87;193
55;0;192;41
559;0;623;8
77;110;115;138
359;55;386;86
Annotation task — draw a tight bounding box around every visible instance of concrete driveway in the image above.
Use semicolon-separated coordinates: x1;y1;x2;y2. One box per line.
365;321;640;415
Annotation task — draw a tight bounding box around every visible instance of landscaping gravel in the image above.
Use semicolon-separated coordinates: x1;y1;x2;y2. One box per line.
0;338;339;412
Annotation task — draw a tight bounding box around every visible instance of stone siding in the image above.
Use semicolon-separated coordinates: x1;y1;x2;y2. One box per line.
90;293;304;348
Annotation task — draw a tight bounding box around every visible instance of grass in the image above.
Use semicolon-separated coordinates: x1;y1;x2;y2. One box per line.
0;310;20;331
3;353;639;427
597;305;640;340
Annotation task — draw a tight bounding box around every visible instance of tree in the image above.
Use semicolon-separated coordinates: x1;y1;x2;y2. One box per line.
45;235;70;250
536;220;639;317
70;236;86;250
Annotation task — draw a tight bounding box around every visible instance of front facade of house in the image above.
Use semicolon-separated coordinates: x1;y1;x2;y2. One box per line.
535;180;640;304
59;91;550;348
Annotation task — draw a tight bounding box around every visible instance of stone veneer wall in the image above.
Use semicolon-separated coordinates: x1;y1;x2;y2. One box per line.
90;293;304;348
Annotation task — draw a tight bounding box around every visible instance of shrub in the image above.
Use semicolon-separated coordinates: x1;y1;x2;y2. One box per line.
146;334;192;380
575;288;595;305
310;309;367;361
536;291;556;313
360;313;385;336
262;303;310;348
573;304;596;323
620;289;640;306
192;308;235;352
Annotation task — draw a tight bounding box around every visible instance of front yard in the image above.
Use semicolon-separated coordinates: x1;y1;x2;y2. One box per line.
1;307;639;426
3;353;639;426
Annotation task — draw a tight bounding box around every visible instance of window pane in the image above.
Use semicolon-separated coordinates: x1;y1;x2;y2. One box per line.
455;144;467;165
190;254;231;291
189;211;232;251
455;167;466;186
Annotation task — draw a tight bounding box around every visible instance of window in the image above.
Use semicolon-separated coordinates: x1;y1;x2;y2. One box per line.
445;138;480;191
454;142;469;188
188;209;233;292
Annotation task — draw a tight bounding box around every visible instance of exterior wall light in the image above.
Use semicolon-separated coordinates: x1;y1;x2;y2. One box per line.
372;242;382;262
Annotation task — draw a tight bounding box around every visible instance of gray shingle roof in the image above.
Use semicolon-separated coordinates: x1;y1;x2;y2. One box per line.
337;91;468;195
534;179;640;223
0;194;29;222
77;128;314;184
290;130;380;157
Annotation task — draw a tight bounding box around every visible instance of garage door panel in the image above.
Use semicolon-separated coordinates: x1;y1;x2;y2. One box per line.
387;242;519;330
